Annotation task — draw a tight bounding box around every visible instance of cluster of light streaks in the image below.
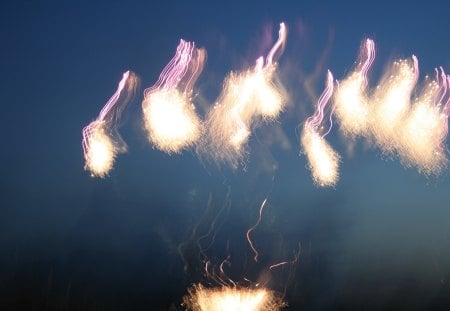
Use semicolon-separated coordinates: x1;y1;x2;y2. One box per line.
334;38;375;137
142;39;206;153
332;38;450;176
82;71;139;177
301;71;341;187
197;23;287;169
183;284;286;311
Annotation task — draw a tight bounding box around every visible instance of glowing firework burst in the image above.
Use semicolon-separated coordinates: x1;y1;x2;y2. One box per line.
301;71;340;187
82;122;115;177
198;23;287;168
334;38;375;137
142;39;205;153
370;56;419;153
399;68;450;175
144;89;202;153
82;71;139;177
183;284;286;311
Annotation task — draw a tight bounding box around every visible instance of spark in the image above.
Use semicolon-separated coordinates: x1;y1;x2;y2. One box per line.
198;23;287;168
269;262;289;270
370;55;419;153
183;284;286;311
142;39;205;153
334;38;375;137
246;198;267;262
301;71;340;187
82;71;139;177
399;68;450;175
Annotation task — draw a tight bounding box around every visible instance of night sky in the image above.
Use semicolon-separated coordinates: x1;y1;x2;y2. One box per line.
2;0;450;310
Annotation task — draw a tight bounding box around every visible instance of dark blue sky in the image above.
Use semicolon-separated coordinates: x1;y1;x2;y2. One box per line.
1;0;450;310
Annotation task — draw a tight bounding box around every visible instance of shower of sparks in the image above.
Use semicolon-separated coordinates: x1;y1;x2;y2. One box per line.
82;71;139;177
370;56;419;153
301;71;340;187
198;23;287;169
142;39;205;153
398;68;450;175
334;38;375;137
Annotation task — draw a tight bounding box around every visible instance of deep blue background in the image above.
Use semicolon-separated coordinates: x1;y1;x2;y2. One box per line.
1;0;450;310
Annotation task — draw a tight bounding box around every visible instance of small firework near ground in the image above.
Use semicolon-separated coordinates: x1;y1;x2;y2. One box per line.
183;284;286;311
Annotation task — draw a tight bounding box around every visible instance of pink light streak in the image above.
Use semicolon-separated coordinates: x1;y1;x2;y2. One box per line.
359;38;376;88
305;70;335;137
144;40;198;96
265;22;287;68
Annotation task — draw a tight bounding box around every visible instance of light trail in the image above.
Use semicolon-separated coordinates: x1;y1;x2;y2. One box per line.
246;198;268;262
269;262;289;270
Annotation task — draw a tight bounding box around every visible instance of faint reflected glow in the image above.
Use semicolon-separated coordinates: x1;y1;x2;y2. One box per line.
183;284;286;311
301;71;340;187
82;71;139;177
142;39;205;153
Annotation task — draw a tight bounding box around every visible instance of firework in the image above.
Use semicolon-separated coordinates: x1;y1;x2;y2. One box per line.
198;23;287;169
142;40;205;153
301;71;340;187
82;71;139;177
334;38;375;137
